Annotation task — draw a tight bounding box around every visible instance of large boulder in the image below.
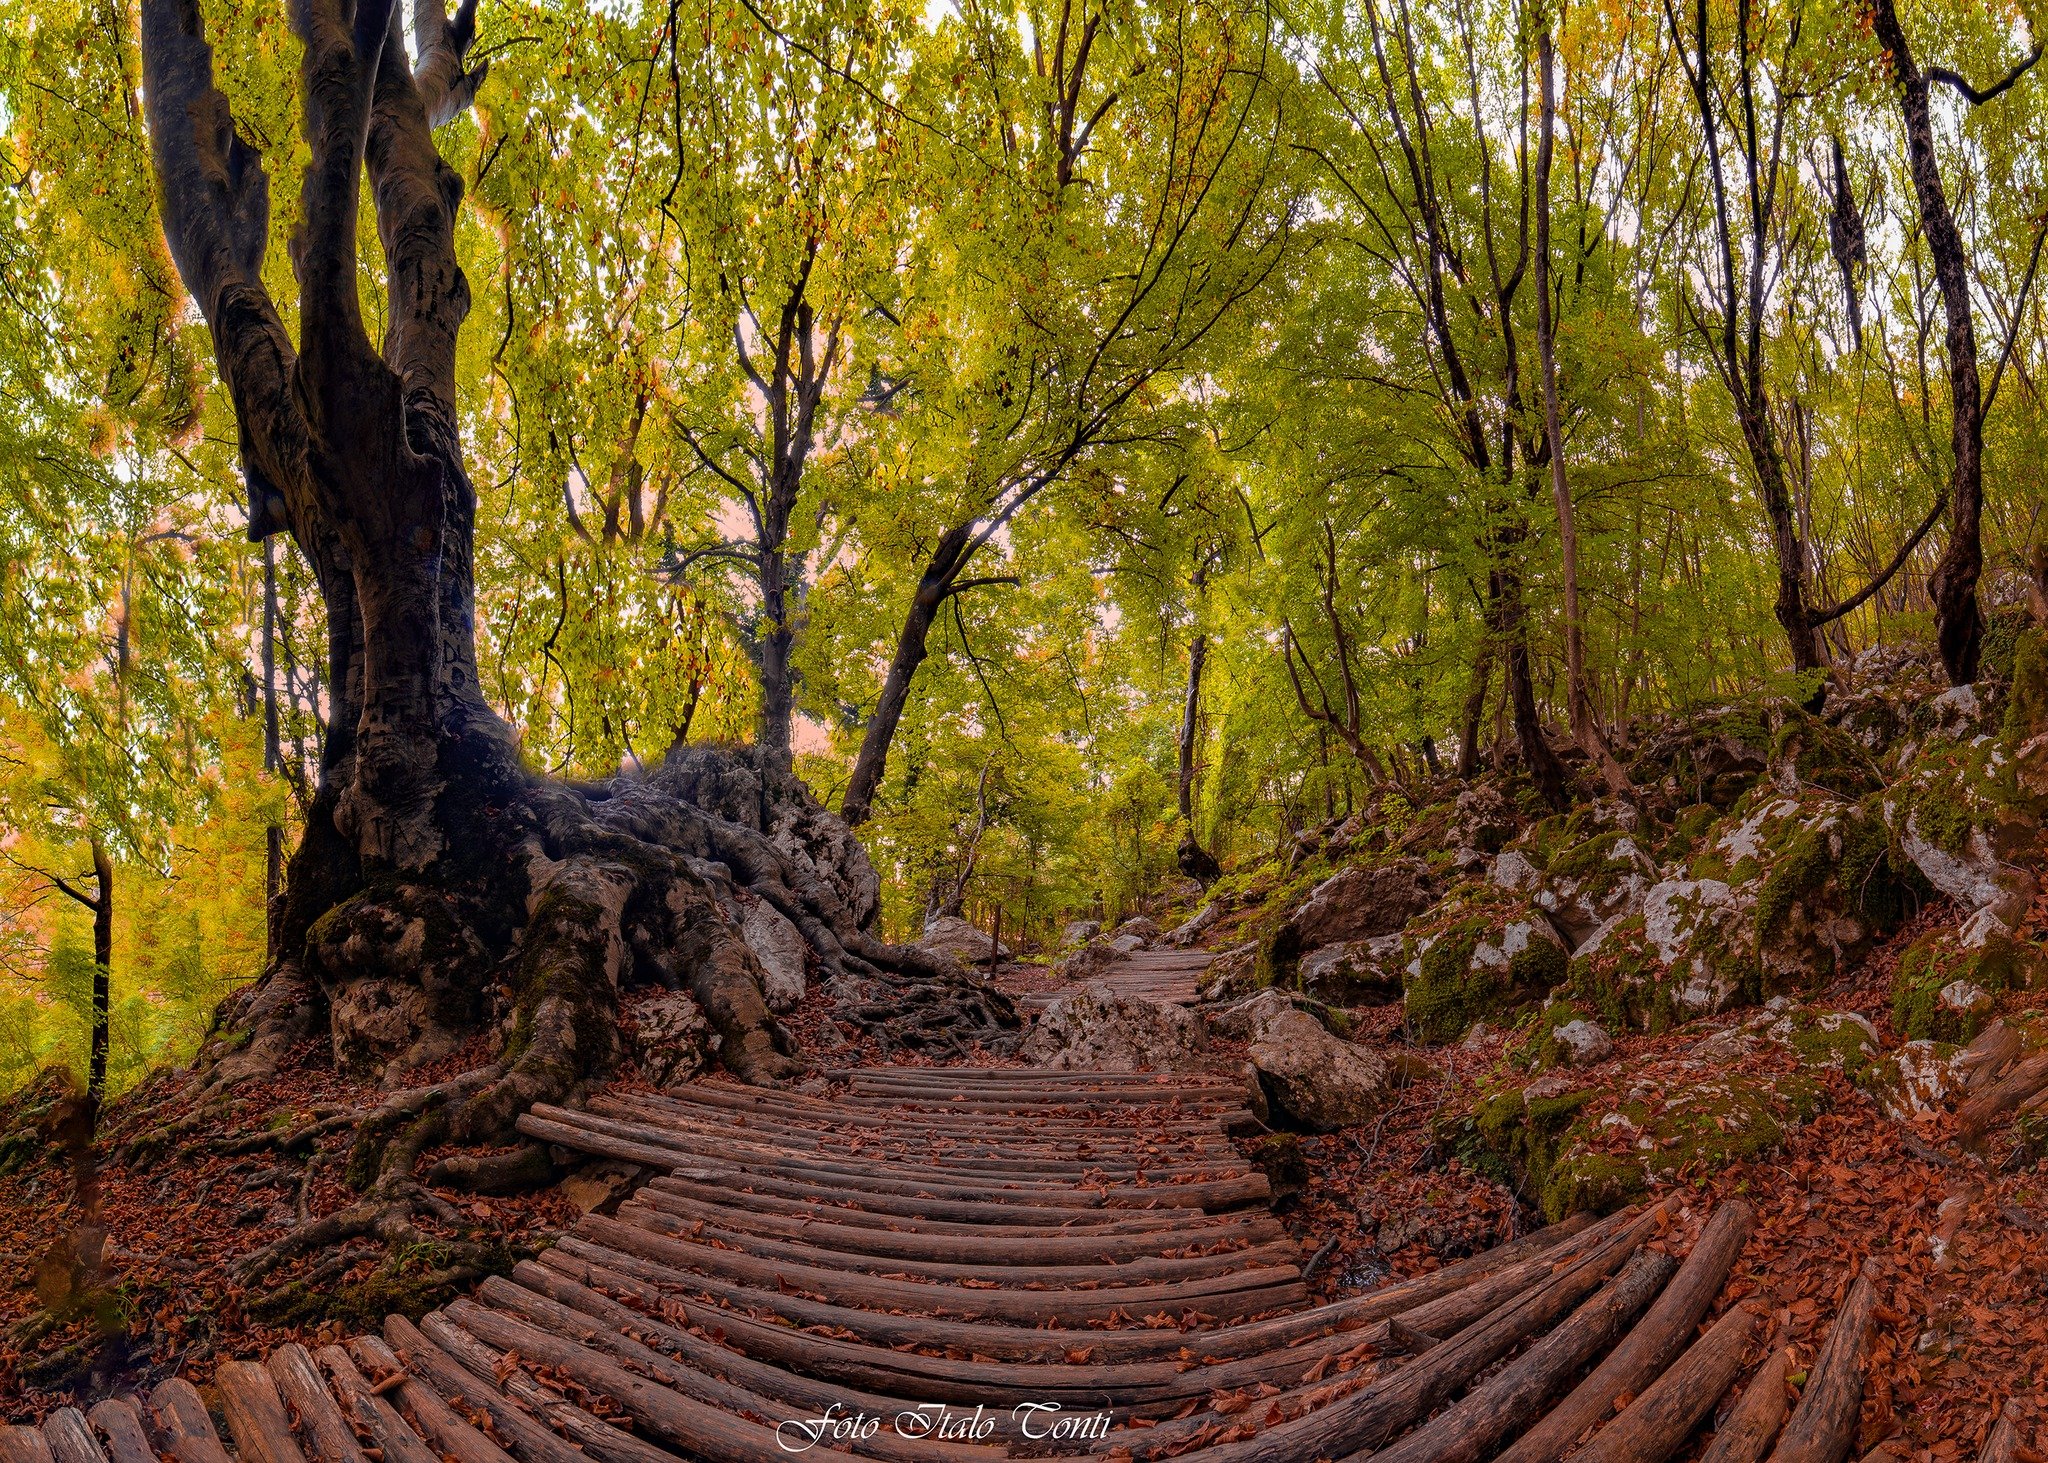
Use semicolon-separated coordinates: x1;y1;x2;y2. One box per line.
1437;1003;1868;1221
1290;858;1438;949
1401;884;1568;1044
1888;738;2039;936
1890;928;2040;1042
1572;792;1920;1031
1246;1007;1395;1131
1165;902;1220;948
1062;919;1102;947
919;914;1013;966
1021;984;1208;1071
1295;936;1405;1005
1196;943;1258;1003
1529;829;1658;950
1114;915;1164;945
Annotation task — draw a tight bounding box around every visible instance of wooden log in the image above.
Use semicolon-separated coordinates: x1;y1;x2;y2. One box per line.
615;1196;1301;1287
214;1360;306;1463
1497;1200;1756;1463
1767;1258;1883;1463
40;1411;105;1463
266;1344;366;1463
1110;1206;1660;1460
0;1430;55;1463
314;1345;442;1463
628;1182;1283;1261
1958;1054;2048;1140
1977;1409;2022;1463
382;1315;587;1463
1566;1300;1764;1463
83;1403;154;1463
580;1211;1307;1324
417;1312;674;1463
543;1237;1294;1365
1363;1249;1680;1463
643;1172;1226;1236
1699;1350;1793;1463
343;1336;516;1463
144;1382;231;1463
436;1296;989;1463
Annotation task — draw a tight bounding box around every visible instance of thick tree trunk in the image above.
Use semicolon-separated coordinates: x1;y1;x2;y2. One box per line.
1870;0;1986;685
841;525;972;827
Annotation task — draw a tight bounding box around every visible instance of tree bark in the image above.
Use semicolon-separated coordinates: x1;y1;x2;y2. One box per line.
840;525;972;827
1457;633;1493;779
1178;631;1206;825
87;838;113;1116
1869;0;1987;685
1536;29;1630;798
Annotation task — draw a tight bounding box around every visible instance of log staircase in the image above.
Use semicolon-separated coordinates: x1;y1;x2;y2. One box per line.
0;1066;1923;1462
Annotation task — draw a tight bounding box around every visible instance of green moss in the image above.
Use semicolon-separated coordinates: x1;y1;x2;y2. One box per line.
2005;629;2048;741
1890;932;2033;1042
1767;711;1882;799
1982;607;2031;685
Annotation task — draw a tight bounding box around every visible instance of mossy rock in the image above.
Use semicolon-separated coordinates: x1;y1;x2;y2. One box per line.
2005;628;2048;742
1766;707;1885;799
1402;885;1567;1044
1890;930;2038;1042
1982;607;2032;686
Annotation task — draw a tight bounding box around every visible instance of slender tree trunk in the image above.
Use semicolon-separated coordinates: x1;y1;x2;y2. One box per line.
1536;29;1630;798
1870;0;1986;684
1457;634;1493;779
1178;632;1206;824
262;537;285;960
86;838;112;1119
842;525;972;826
1496;561;1570;810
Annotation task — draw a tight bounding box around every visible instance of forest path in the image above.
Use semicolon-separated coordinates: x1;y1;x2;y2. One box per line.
1007;946;1211;1014
17;1068;1829;1462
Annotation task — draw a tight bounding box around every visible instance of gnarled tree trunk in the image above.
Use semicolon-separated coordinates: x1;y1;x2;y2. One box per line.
138;0;1017;1225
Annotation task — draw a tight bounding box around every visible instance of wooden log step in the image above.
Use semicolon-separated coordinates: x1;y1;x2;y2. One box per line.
39;1412;104;1463
541;1239;1302;1363
383;1314;589;1463
314;1345;442;1463
438;1298;1005;1463
85;1403;155;1463
583;1210;1308;1324
146;1381;233;1463
1766;1259;1882;1463
1570;1300;1765;1463
266;1344;368;1463
556;1103;1256;1196
629;1183;1286;1260
344;1335;518;1463
214;1360;306;1463
0;1429;55;1463
1698;1349;1793;1463
587;1095;1246;1176
417;1310;676;1463
1495;1199;1755;1463
635;1082;1235;1136
616;1197;1302;1286
1104;1203;1659;1460
644;1172;1235;1236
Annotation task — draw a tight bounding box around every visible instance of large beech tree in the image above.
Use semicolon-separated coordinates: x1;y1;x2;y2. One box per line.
137;0;1010;1273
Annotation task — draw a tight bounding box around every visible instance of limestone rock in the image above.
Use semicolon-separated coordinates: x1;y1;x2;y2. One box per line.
1021;984;1209;1071
1533;831;1657;951
740;898;808;1011
1450;783;1519;855
1062;919;1102;947
628;992;716;1089
1292;858;1438;949
1551;1019;1614;1069
920;914;1013;966
1165;902;1220;948
1891;927;2035;1042
1197;943;1257;1003
1247;1009;1394;1131
1401;884;1568;1044
1867;1040;1965;1122
1295;936;1405;1005
1115;915;1164;944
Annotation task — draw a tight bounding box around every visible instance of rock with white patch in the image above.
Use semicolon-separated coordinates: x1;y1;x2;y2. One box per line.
920;914;1013;966
740;898;808;1010
1021;984;1209;1072
1247;1010;1394;1131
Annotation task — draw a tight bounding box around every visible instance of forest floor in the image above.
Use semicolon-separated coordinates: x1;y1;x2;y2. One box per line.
0;910;2037;1461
